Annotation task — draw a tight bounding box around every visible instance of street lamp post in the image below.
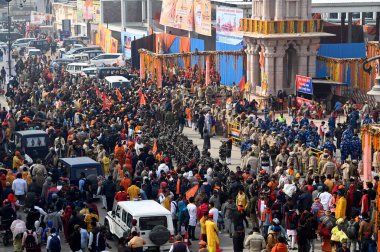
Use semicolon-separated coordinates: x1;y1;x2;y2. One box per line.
5;0;12;79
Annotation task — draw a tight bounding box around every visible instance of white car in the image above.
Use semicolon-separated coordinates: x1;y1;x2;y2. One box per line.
12;38;36;49
58;43;85;58
90;53;125;67
66;62;94;75
105;200;174;251
25;48;42;59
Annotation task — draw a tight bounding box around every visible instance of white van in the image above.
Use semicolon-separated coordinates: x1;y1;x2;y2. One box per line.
66;62;93;75
104;76;132;89
105;200;174;251
90;53;125;67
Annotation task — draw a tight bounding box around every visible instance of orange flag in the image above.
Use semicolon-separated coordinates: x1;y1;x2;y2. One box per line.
152;138;157;155
239;76;245;91
259;47;265;69
116;88;123;101
185;184;199;200
139;88;146;106
102;93;112;111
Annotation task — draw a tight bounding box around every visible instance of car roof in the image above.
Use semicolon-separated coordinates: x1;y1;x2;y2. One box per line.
117;200;171;216
60;157;100;167
105;76;129;82
82;67;97;71
97;53;122;56
97;67;121;70
15;130;47;136
67;62;92;66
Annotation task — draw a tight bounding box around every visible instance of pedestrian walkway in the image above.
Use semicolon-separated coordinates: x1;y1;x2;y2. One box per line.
182;127;242;172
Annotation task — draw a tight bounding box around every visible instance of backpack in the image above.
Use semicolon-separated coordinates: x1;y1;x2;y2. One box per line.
49;235;61;252
286;211;298;230
24;231;37;250
347;221;358;239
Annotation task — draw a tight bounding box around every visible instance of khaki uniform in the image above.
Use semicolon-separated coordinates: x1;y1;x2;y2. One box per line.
308;155;317;172
321;160;336;177
301;148;309;172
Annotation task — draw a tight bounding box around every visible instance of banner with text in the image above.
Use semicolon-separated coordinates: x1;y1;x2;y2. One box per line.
31;11;53;25
296;75;313;95
121;30;147;58
194;0;211;36
160;0;194;31
216;7;243;45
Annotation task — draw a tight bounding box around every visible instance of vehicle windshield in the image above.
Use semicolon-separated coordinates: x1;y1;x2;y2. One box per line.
139;216;167;230
73;166;98;179
25;136;46;147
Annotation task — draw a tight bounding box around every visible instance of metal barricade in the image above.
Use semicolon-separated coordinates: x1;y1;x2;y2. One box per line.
228;122;241;146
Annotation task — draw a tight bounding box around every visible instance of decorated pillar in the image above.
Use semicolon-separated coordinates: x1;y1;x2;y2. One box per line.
274;0;283;21
252;45;260;92
245;44;252;84
264;45;276;94
362;130;372;188
300;0;309;20
140;53;145;79
262;0;270;20
275;53;285;92
205;55;211;86
307;42;318;77
297;44;308;76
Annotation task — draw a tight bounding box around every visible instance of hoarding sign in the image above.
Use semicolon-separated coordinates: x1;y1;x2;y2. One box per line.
216;7;243;45
296;75;313;95
160;0;194;31
121;30;147;58
194;0;211;36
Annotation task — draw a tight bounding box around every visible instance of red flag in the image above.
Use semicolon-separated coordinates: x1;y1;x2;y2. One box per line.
101;93;112;111
239;76;245;91
152;138;157;155
94;86;101;98
139;88;146;106
185;184;199;200
116;88;123;101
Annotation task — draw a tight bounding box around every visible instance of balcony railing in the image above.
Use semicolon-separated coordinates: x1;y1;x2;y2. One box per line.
239;19;323;35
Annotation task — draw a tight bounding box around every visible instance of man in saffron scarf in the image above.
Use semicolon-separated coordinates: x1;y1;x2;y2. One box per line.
205;213;219;252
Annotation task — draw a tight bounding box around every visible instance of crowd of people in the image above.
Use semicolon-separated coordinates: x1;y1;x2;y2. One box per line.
0;39;376;252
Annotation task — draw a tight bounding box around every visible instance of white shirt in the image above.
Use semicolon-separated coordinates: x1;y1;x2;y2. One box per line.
319;191;332;211
259;200;265;216
187;203;197;226
209;207;219;224
12;178;27;196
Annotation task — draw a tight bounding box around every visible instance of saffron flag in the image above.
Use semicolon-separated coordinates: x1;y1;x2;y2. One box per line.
116;88;123;101
94;86;101;98
259;47;265;69
139;88;146;106
238;76;245;91
152;138;157;155
102;94;112;111
185;184;199;200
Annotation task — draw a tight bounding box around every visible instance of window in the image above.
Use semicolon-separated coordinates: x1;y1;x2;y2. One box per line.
352;13;360;19
126;214;133;227
139;216;167;230
329;13;338;19
75;66;82;71
116;206;121;218
122;210;127;222
364;12;374;19
74;167;98;179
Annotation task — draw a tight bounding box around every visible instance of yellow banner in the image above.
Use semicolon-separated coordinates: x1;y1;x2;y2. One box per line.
98;24;112;52
160;0;194;31
194;0;211;36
